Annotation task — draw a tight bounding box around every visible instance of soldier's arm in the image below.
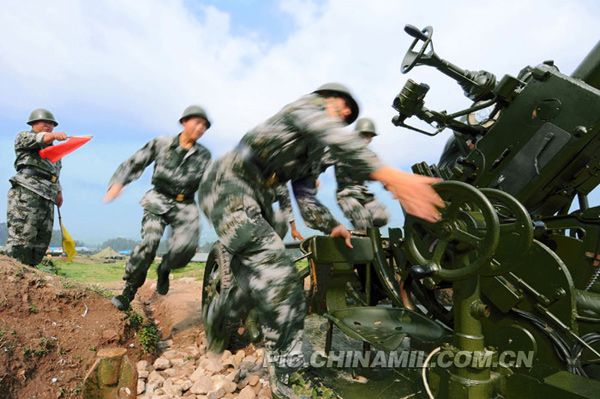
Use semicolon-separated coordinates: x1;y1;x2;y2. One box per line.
292;176;340;234
14;131;47;150
295;104;444;223
108;138;160;187
275;184;295;223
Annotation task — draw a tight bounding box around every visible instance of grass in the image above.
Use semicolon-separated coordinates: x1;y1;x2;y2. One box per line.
53;259;205;284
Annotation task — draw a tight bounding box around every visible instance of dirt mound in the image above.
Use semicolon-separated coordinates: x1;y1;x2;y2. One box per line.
0;255;146;399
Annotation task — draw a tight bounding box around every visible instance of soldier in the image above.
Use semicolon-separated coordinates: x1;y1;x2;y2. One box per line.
104;105;212;311
199;83;443;397
5;108;67;266
335;118;389;231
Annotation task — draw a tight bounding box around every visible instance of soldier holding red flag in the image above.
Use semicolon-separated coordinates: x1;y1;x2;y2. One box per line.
5;108;67;266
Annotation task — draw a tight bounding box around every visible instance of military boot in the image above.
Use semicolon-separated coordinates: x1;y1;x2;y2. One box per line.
111;284;136;311
156;261;170;295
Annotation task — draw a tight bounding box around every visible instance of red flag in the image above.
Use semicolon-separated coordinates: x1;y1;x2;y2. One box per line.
39;136;92;163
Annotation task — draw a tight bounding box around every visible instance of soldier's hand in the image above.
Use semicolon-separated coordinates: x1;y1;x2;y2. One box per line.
371;167;444;223
291;227;304;241
56;191;63;208
103;184;124;203
44;132;68;143
330;224;353;248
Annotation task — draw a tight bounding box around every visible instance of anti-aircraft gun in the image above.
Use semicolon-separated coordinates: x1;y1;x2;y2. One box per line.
202;24;600;399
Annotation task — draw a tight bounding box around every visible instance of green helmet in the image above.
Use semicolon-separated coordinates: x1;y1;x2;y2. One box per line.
354;118;377;137
27;108;58;126
179;105;211;128
313;82;359;124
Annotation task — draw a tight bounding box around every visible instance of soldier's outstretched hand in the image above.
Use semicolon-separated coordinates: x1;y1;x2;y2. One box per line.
330;224;353;248
103;183;124;203
371;167;444;223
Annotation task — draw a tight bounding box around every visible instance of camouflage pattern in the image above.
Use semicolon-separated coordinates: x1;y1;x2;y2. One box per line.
5;185;54;266
109;134;211;292
199;93;382;360
335;138;389;230
5;130;62;266
123;204;199;290
11;130;62;201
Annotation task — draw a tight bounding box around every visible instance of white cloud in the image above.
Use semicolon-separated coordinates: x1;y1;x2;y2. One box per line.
0;0;598;242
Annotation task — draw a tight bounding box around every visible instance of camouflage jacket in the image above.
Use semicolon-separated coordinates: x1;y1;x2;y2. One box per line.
334;138;375;202
238;91;383;234
109;134;211;215
10;130;62;202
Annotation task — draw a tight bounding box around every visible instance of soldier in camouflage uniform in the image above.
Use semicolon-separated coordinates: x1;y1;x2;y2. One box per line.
5;109;67;266
105;105;212;311
199;83;443;397
335;118;389;231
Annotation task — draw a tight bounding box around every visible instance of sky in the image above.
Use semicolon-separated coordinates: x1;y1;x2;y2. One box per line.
0;0;599;246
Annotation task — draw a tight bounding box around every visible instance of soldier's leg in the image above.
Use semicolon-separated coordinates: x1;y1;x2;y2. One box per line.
156;203;200;295
6;186;53;266
365;198;389;227
336;191;372;231
112;210;166;310
31;196;55;265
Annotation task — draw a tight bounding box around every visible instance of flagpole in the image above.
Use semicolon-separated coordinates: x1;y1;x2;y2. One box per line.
57;205;65;253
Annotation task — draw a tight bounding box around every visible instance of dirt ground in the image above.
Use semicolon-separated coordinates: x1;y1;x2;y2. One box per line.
0;254;216;399
0;255;148;399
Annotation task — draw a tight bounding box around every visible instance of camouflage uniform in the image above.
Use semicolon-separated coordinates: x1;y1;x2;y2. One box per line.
6;131;62;266
335;157;389;230
109;135;211;301
199;93;381;363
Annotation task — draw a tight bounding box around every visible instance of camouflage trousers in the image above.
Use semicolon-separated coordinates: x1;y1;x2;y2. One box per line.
5;184;55;266
123;202;199;291
200;152;306;361
337;186;389;231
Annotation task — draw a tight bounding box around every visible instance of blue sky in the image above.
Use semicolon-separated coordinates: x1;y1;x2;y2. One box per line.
1;0;599;246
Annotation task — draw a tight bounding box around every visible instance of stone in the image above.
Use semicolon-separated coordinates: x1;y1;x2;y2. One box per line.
238;386;256;399
247;374;260;386
190;375;214;395
147;370;165;386
136;360;149;371
162;349;181;359
201;357;224;374
138;370;149;379
137;380;145;395
153;357;171;371
207;387;226;399
190;366;207;382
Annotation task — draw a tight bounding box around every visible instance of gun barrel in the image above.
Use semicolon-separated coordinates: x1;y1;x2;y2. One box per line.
572;41;600;90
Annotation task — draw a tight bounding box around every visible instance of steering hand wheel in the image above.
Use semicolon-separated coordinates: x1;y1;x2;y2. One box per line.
401;25;434;74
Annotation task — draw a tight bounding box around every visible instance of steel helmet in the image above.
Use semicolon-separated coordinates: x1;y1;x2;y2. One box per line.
179;105;211;128
313;82;359;124
27;108;58;126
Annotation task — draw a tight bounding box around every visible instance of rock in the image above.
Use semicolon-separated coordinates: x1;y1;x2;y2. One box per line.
234;350;246;367
137;379;145;395
147;370;165;386
163;378;184;397
162;349;181;359
163;368;179;377
201;357;224;374
153;357;172;371
190;366;207;382
138;369;149;379
101;329;120;342
178;379;193;392
171;357;186;367
207;387;226;399
225;369;240;383
247;374;260;386
136;360;149;371
184;345;201;357
239;386;257;399
190;375;214;395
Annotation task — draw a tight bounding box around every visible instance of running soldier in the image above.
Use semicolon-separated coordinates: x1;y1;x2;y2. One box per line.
199;83;443;397
104;105;212;311
5;109;67;266
335;118;389;231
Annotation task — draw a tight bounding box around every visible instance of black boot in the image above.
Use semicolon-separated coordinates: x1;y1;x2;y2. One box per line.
111;284;136;311
156;261;170;295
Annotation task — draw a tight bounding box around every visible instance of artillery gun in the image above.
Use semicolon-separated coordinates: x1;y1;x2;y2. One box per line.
202;24;600;398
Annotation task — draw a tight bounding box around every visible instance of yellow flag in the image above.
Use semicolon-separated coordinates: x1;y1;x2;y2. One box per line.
61;222;77;262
